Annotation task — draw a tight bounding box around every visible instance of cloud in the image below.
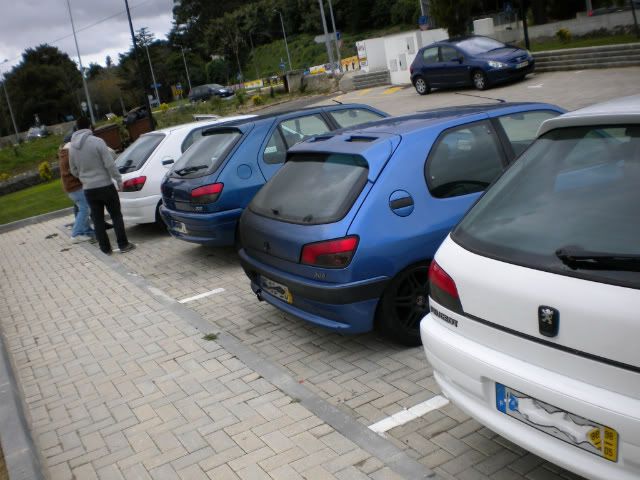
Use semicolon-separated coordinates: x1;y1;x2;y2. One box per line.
0;0;174;71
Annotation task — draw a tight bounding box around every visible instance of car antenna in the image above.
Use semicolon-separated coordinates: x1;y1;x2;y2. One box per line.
454;92;506;103
332;98;343;105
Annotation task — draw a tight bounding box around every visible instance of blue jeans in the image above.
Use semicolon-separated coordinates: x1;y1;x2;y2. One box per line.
68;189;94;237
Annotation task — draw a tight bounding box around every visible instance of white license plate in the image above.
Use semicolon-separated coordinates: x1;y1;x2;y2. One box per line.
496;384;618;462
516;60;529;69
260;276;293;304
173;221;187;234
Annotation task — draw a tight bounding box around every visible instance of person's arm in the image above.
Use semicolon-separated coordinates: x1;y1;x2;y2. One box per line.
69;148;79;178
98;139;122;190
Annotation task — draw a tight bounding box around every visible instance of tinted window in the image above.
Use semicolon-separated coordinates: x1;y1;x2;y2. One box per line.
170;130;242;178
181;127;206;153
453;125;640;288
497;110;560;156
440;46;460;62
328;108;384;128
116;134;164;173
250;153;368;225
263;129;288;164
456;37;505;55
279;115;331;147
426;121;505;198
422;47;438;64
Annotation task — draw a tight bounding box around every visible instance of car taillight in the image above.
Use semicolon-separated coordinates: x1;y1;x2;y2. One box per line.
122;176;146;192
301;236;358;268
428;261;463;314
191;183;223;204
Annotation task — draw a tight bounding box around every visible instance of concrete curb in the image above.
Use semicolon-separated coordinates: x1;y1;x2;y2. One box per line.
0;208;73;235
0;328;45;480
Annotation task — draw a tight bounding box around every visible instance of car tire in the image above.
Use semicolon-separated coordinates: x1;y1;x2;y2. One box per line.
472;70;489;90
413;76;430;96
376;262;430;346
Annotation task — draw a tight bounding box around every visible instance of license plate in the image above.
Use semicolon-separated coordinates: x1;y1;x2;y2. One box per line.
496;384;618;462
260;276;293;304
173;221;187;234
516;60;529;69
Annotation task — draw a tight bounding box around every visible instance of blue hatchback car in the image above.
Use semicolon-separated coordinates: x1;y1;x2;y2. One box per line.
410;35;534;94
239;102;565;345
160;104;387;246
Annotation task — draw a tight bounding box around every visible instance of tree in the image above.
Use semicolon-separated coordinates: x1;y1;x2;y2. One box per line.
2;44;82;129
430;0;476;37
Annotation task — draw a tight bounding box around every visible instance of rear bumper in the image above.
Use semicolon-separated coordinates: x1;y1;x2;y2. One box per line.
238;248;388;333
159;205;240;246
120;194;160;224
421;309;640;480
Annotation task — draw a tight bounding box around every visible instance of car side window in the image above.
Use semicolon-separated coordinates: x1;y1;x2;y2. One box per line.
181;127;206;153
439;46;460;62
497;110;560;157
422;47;438;64
279;114;331;148
327;108;384;128
426;120;505;199
263;128;288;164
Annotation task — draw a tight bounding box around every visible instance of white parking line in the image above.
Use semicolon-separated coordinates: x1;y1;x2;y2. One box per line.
527;83;544;88
178;288;225;303
368;395;450;434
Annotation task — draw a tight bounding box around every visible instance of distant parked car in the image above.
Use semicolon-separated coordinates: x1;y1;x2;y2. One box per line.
188;84;234;102
420;95;640;480
116;115;254;226
26;125;49;140
160;104;387;247
410;35;534;94
238;102;563;345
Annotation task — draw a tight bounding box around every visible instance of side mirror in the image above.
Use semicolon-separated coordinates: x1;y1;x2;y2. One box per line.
162;158;174;166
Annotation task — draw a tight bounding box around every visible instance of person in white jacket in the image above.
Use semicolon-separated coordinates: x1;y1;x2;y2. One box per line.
69;116;135;255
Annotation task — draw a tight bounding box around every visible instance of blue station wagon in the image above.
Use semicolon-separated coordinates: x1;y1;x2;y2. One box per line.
410;35;535;94
160;104;387;246
238;103;565;345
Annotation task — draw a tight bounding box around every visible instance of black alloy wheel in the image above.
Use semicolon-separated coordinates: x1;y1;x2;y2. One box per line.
378;264;430;346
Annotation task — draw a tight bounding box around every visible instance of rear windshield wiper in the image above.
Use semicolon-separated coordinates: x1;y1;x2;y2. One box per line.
555;247;640;272
174;164;208;176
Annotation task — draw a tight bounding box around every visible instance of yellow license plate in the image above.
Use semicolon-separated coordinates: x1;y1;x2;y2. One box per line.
260;276;293;304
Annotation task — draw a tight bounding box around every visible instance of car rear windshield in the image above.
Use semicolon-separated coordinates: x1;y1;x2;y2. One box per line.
116;134;164;173
249;153;369;225
456;37;505;55
453;125;640;288
170;129;242;178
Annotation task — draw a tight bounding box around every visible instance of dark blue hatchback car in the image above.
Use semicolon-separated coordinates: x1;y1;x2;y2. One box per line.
160;104;387;246
410;35;534;94
239;102;565;345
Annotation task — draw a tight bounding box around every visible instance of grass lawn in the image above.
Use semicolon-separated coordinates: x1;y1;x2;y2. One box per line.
0;135;63;178
0;180;71;225
528;33;639;52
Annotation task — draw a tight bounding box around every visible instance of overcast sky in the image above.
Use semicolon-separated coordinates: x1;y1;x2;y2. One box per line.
0;0;174;73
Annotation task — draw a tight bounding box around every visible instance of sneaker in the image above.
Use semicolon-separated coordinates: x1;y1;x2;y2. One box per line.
71;235;93;244
119;243;136;253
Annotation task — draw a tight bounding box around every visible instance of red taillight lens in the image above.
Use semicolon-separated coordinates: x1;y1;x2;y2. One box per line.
301;236;358;268
191;183;223;204
428;260;463;314
122;176;146;192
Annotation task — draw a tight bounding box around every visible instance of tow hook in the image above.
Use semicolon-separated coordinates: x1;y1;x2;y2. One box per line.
256;288;264;302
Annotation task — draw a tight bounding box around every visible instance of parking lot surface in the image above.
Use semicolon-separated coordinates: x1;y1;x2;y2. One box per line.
2;68;638;480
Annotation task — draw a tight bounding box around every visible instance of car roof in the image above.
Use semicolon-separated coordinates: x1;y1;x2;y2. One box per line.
538;94;640;136
335;102;556;136
149;115;256;135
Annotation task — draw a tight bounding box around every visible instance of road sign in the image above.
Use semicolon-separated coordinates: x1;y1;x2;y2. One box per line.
150;83;162;88
279;61;286;70
314;32;340;44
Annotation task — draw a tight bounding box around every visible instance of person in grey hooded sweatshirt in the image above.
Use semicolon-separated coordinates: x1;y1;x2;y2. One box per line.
69;116;135;255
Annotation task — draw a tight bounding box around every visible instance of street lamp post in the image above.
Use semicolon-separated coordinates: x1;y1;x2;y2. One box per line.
176;45;192;92
0;60;20;144
274;9;293;71
144;43;161;104
326;0;341;70
65;0;96;124
317;0;335;70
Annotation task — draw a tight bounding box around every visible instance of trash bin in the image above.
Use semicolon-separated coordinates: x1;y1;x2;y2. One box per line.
126;118;152;142
93;124;123;152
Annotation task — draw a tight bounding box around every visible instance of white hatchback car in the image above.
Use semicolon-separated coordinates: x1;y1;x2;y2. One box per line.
421;95;640;480
117;115;254;225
